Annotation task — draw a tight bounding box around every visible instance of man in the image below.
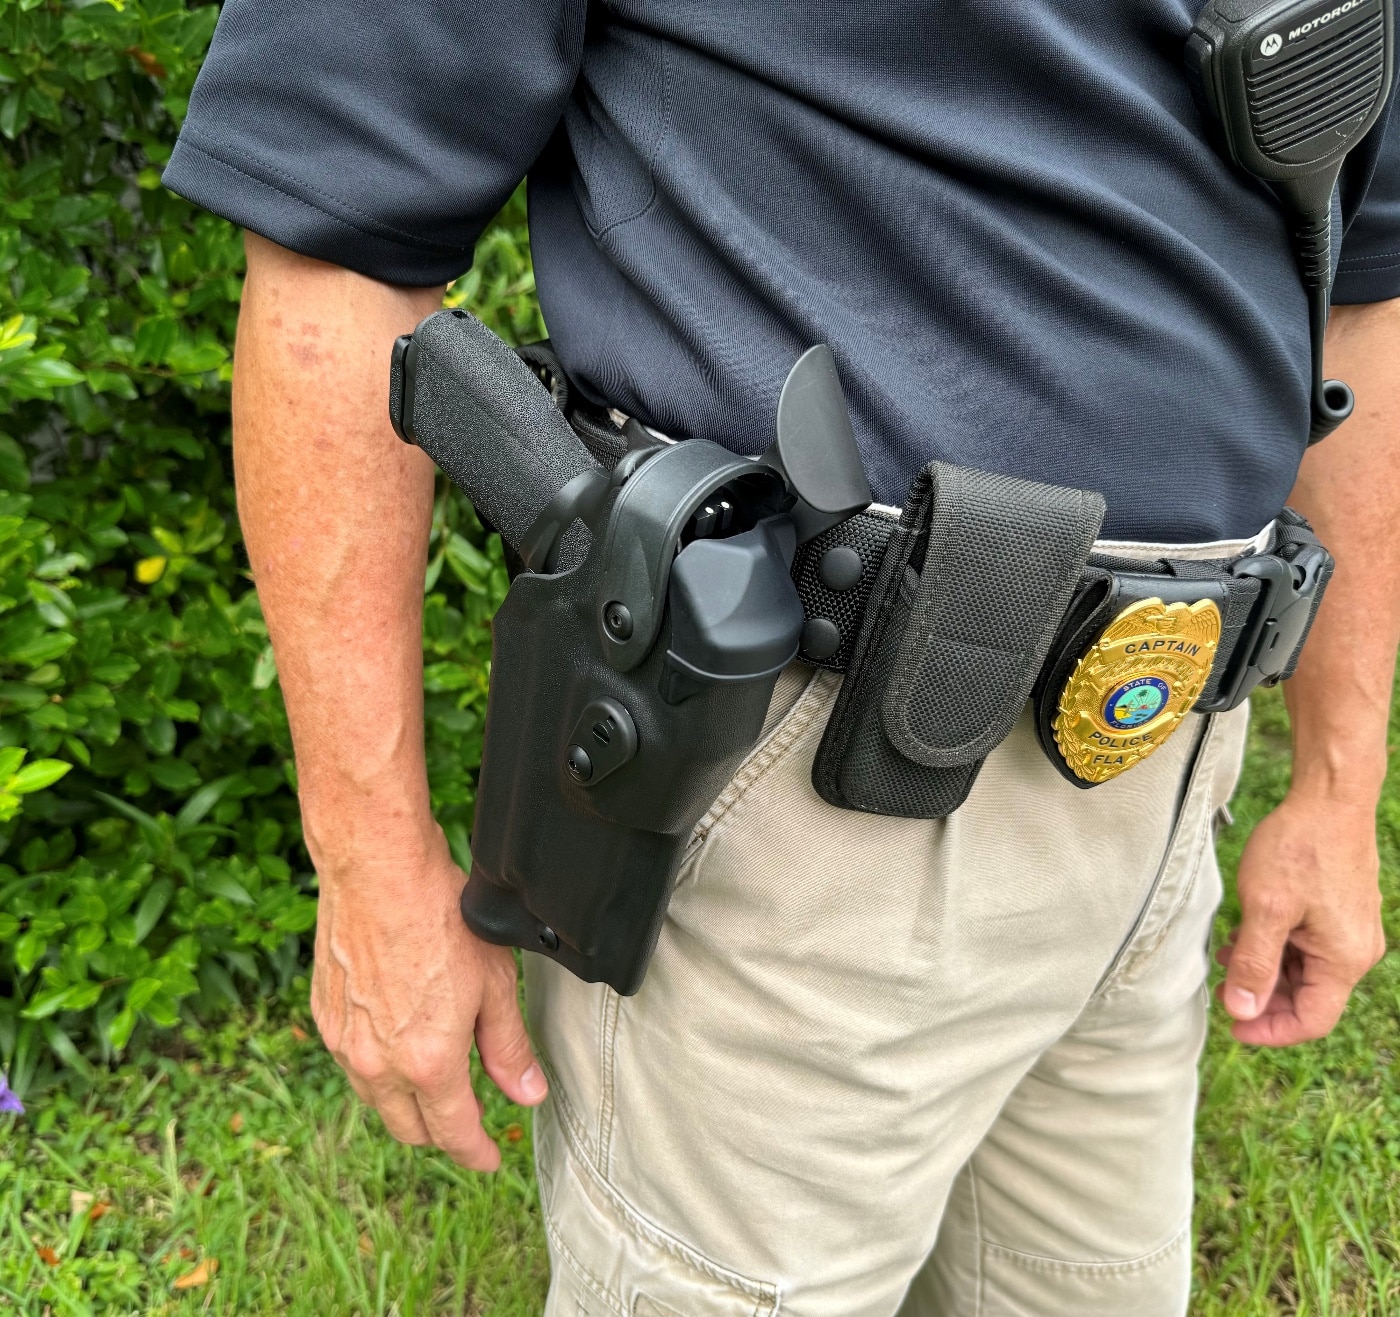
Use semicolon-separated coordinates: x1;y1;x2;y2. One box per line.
164;1;1399;1311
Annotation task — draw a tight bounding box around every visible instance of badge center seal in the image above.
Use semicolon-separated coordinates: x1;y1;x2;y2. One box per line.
1053;597;1221;784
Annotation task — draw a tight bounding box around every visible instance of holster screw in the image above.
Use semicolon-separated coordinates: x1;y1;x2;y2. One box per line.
566;745;593;781
603;602;634;639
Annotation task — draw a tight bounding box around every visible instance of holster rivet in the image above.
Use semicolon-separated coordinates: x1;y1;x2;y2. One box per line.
566;745;593;781
539;927;560;951
603;601;634;640
818;545;863;592
800;617;841;661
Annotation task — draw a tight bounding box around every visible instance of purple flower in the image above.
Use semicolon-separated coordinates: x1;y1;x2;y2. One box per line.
0;1073;24;1116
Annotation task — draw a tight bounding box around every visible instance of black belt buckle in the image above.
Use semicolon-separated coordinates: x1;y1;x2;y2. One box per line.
1196;542;1330;713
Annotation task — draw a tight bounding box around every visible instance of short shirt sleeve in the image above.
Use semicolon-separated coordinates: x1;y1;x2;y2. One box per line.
163;0;586;286
1335;76;1400;304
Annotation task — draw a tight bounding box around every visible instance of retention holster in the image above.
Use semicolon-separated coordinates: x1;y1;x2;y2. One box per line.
391;309;871;993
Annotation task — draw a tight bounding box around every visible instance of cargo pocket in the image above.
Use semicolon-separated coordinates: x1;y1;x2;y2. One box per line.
536;1104;780;1317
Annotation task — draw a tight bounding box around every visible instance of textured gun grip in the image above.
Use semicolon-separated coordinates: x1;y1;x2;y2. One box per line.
404;309;597;552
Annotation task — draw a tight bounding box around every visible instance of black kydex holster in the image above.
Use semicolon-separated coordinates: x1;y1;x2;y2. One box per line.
390;309;871;994
811;462;1106;817
464;438;810;995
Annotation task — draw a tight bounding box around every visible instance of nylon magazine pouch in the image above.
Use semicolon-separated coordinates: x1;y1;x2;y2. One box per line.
811;462;1106;817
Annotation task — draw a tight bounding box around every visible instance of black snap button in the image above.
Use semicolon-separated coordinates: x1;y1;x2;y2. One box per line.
818;545;863;593
566;744;593;781
800;617;841;661
539;926;560;951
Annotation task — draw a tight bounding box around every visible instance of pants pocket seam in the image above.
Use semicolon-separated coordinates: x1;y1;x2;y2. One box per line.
540;1051;599;1172
982;1222;1189;1275
544;1205;629;1317
1114;817;1212;977
969;1162;987;1317
1090;716;1219;999
550;1114;781;1311
598;988;622;1178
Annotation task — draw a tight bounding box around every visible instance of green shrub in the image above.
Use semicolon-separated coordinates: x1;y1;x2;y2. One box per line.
0;0;540;1087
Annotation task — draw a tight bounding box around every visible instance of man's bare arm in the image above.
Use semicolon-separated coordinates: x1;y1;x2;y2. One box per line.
1220;295;1400;1045
233;232;546;1169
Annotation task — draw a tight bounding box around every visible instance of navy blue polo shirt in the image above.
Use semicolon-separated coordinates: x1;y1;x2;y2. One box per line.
164;0;1400;540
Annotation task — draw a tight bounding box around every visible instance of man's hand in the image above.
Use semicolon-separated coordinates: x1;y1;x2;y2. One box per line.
234;233;545;1168
1217;792;1383;1045
1219;296;1399;1047
311;830;546;1170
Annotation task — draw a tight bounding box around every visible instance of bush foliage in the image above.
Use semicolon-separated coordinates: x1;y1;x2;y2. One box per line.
0;0;540;1086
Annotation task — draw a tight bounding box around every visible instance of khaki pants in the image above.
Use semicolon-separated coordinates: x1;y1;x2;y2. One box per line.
526;534;1254;1317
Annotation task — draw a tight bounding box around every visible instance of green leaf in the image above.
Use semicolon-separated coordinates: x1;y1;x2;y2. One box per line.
423;662;474;693
70;923;106;957
175;775;236;832
60;893;106;924
63;982;103;1012
21;984;80;1019
443;818;472;872
133;880;175;945
133;317;177;365
17;357;85;388
271;899;318;934
14;928;48;976
106;1006;137;1051
199;959;240;1006
125;977;163;1012
6;630;76;666
9;758;72;794
107;915;139;949
89;656;140;684
0;747;25;779
0;89;28;140
43;1021;93;1077
256;853;291;881
161;697;200;722
150;758;199;792
92;791;164;846
200;870;253;906
143;992;180;1028
251;643;277;690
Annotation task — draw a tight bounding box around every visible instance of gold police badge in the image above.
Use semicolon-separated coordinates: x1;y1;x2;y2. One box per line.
1052;597;1221;784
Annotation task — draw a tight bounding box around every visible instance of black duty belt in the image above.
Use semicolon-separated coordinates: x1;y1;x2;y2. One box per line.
791;484;1331;811
566;394;1332;818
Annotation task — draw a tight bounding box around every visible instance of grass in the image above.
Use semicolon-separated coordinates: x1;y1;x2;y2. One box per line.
0;1015;548;1314
0;682;1397;1315
1194;682;1400;1316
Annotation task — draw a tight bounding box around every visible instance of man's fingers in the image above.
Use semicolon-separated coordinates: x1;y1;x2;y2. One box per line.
367;1087;434;1146
340;1065;376;1108
1222;896;1295;1021
337;1036;502;1170
418;1083;503;1172
475;953;548;1107
1230;979;1350;1046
